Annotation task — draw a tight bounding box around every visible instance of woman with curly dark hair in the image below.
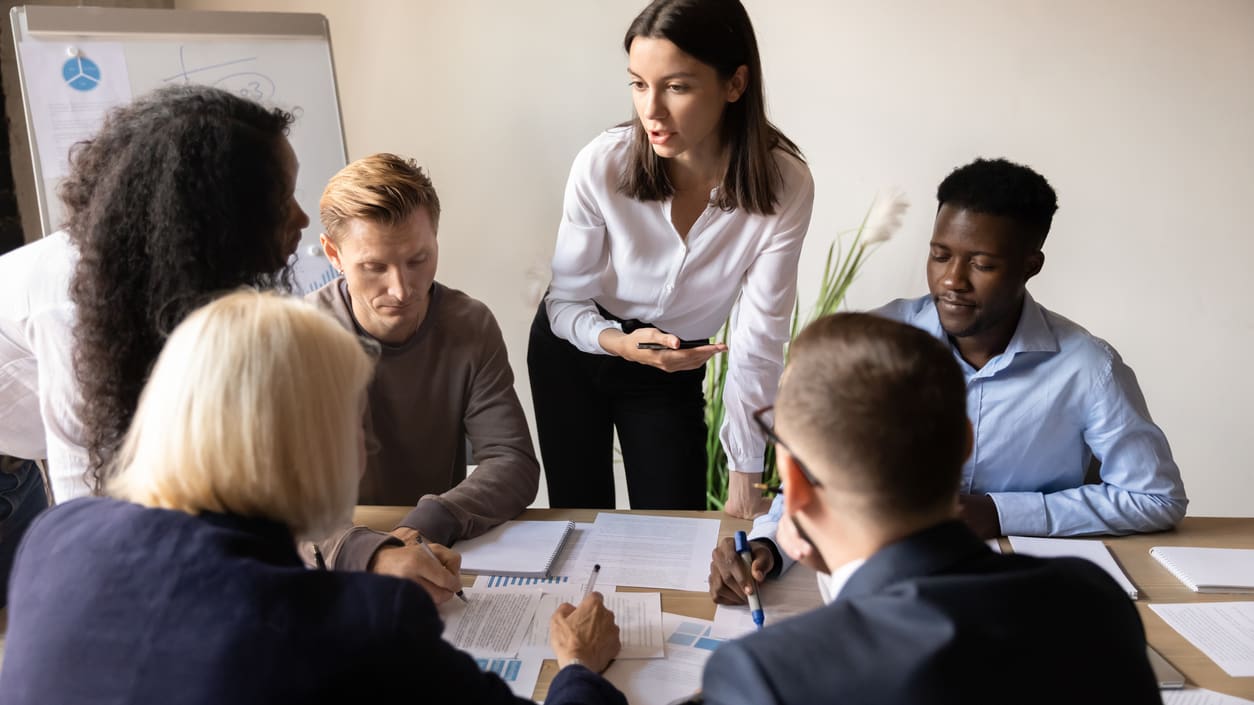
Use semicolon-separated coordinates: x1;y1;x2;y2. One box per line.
57;83;309;495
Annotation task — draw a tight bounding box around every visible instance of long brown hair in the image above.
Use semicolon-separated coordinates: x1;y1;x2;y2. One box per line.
618;0;803;215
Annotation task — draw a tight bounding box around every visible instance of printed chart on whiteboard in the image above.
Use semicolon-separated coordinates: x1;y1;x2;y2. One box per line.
17;36;343;293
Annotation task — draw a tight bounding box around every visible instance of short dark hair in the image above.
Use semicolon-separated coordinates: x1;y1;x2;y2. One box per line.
63;84;295;489
777;313;968;520
937;158;1058;248
618;0;803;215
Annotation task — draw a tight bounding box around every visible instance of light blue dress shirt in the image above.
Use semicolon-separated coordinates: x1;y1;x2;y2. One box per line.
750;293;1187;572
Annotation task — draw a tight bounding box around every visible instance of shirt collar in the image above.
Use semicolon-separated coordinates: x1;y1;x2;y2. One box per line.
1002;292;1057;357
817;557;867;604
916;291;1058;376
838;520;991;601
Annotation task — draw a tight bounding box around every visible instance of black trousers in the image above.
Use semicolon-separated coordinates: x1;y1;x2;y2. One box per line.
527;302;708;510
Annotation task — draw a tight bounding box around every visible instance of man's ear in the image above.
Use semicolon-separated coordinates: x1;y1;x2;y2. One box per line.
780;447;818;517
1025;250;1044;281
320;233;343;273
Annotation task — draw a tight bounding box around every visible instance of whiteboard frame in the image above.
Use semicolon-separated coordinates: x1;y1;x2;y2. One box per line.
9;4;349;237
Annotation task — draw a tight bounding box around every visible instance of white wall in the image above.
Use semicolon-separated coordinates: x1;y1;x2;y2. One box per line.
179;0;1254;517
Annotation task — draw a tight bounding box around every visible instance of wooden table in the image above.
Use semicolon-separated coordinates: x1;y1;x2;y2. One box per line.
1100;517;1254;699
358;508;1254;700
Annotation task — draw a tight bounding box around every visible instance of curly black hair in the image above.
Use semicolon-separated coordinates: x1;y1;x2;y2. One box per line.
936;158;1058;248
62;84;296;490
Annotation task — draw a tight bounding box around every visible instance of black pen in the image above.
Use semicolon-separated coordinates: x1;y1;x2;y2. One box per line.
416;535;468;603
313;545;327;571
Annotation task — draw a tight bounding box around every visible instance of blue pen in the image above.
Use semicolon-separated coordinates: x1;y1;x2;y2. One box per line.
734;530;765;630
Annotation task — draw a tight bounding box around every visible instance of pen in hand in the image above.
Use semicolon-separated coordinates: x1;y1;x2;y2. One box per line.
581;563;601;602
734;530;765;630
416;535;468;603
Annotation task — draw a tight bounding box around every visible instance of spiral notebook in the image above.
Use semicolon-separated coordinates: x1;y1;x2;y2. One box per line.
1150;546;1254;594
455;520;577;578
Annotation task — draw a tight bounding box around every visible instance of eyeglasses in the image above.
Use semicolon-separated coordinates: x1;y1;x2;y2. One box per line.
752;405;823;494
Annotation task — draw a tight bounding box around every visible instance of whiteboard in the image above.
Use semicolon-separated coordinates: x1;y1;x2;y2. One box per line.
10;5;346;293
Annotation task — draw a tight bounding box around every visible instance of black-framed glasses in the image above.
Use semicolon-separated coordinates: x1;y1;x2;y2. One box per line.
752;405;823;494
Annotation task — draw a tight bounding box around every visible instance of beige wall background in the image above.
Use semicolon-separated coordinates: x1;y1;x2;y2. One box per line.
174;0;1254;517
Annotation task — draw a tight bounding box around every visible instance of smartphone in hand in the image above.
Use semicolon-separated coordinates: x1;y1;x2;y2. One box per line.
637;340;710;350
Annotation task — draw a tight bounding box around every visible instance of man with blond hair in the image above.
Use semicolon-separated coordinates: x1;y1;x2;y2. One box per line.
308;153;539;597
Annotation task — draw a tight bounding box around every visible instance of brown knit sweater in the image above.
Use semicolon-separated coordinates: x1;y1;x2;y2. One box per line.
307;279;539;570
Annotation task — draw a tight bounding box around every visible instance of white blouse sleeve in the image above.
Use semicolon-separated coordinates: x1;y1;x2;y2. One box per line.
719;163;815;473
31;305;91;502
545;141;623;355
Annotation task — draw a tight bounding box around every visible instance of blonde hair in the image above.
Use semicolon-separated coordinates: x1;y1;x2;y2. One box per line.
320;152;441;241
108;290;375;541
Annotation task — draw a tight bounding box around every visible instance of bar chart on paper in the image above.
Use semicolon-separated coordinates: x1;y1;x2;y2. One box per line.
478;575;573;588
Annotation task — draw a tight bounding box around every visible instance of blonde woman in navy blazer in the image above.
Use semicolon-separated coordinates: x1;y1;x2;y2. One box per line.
0;291;625;705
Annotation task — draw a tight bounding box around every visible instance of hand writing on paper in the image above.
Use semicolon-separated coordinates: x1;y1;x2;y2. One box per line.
708;536;774;605
958;494;1002;539
370;541;463;605
598;327;726;373
550;592;621;673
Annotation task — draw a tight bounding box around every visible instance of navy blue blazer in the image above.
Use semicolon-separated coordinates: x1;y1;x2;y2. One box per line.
0;497;625;705
702;521;1161;705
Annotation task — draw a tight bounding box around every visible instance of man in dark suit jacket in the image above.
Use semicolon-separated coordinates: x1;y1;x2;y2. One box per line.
699;313;1161;705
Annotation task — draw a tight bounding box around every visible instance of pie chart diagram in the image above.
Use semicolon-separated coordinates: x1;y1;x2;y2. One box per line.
62;56;101;92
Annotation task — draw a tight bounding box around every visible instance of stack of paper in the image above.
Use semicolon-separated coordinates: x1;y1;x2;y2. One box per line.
1149;602;1254;678
1007;536;1139;599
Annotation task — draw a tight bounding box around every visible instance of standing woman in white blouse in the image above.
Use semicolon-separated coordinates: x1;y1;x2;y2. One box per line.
528;0;814;519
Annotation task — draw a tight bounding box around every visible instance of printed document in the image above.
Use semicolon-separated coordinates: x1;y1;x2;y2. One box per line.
1162;688;1254;705
522;589;664;659
711;564;825;639
438;589;542;658
468;651;544;699
579;513;721;592
604;612;724;705
17;42;132;180
1150;602;1254;677
472;572;615;595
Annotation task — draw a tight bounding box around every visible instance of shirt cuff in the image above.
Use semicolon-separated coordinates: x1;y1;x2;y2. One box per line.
399;497;460;546
988;491;1049;536
727;455;765;475
334;528;404;572
747;509;795;575
585;319;623;355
